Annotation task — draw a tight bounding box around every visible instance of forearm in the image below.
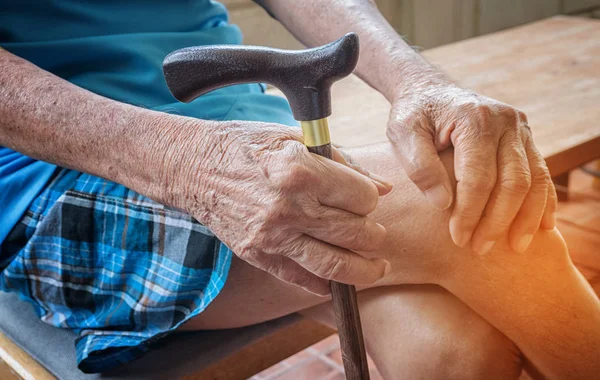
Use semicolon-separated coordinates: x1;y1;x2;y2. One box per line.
0;49;204;206
258;0;451;101
347;143;600;379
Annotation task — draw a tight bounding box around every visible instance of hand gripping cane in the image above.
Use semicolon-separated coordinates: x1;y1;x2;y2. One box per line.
163;33;369;380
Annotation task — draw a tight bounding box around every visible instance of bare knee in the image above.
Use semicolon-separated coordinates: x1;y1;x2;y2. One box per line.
357;285;523;380
389;308;523;380
444;318;522;380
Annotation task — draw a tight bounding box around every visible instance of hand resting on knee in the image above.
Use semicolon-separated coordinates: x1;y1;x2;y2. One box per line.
345;143;600;379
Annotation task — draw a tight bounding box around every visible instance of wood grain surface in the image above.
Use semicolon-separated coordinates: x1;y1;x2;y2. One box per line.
308;143;370;380
0;332;55;380
268;16;600;176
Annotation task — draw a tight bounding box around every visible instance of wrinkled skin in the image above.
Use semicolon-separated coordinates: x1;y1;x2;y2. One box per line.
162;120;393;295
387;84;558;255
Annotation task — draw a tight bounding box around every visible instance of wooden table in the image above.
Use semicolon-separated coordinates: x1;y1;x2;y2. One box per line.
3;15;600;380
323;16;600;199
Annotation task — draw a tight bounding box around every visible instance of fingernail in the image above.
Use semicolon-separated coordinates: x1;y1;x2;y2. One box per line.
516;234;533;253
369;172;393;188
425;185;452;210
450;223;471;248
477;240;495;255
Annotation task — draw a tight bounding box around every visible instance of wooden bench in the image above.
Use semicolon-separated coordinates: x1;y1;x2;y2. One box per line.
324;15;600;200
1;15;599;380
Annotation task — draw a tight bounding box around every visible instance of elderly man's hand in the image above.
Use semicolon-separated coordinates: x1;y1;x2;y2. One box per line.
387;84;557;255
162;120;391;296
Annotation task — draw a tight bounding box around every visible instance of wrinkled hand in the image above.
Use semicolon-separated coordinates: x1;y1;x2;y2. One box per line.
387;85;557;255
165;120;392;296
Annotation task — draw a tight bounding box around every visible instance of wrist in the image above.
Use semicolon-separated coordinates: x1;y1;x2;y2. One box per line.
390;67;455;104
111;107;214;212
383;52;455;104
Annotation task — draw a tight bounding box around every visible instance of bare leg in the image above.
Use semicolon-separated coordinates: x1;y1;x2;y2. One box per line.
182;143;600;379
185;255;523;379
304;285;523;380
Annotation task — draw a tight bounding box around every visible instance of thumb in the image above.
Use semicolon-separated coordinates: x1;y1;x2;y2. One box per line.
389;119;453;209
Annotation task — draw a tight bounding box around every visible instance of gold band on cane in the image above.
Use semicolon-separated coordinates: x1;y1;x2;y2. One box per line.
300;118;331;147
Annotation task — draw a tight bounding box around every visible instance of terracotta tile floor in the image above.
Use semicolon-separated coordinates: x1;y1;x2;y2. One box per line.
250;334;383;380
251;167;600;380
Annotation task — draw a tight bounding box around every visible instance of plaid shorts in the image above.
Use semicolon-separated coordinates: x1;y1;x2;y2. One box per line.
0;168;232;373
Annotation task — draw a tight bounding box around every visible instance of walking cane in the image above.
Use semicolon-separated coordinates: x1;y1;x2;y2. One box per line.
163;33;369;380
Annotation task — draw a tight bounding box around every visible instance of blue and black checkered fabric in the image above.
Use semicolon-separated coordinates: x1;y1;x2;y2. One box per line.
0;168;232;373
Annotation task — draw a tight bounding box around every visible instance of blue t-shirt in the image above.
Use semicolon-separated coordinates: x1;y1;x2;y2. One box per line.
0;0;296;244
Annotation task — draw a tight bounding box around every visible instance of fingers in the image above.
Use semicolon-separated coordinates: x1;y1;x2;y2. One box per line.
388;116;453;209
450;132;499;248
541;178;558;229
331;148;393;195
299;206;387;252
507;137;549;252
285;236;388;286
309;154;384;216
240;233;388;295
470;131;531;254
244;252;331;296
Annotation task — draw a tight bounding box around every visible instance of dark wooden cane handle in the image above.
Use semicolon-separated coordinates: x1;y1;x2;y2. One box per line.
162;33;359;121
308;143;370;380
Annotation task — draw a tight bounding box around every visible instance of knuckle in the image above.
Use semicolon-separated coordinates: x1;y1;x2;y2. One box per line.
467;103;520;134
531;170;550;188
499;173;531;195
277;162;313;193
387;114;423;142
517;109;528;123
474;104;494;120
497;103;516;116
318;256;349;280
462;172;496;194
456;128;496;150
349;218;369;247
261;197;293;226
403;158;437;186
245;208;288;253
386;124;403;141
284;238;310;261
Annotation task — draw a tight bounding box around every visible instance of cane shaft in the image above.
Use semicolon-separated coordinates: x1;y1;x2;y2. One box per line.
303;120;370;380
330;282;370;380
